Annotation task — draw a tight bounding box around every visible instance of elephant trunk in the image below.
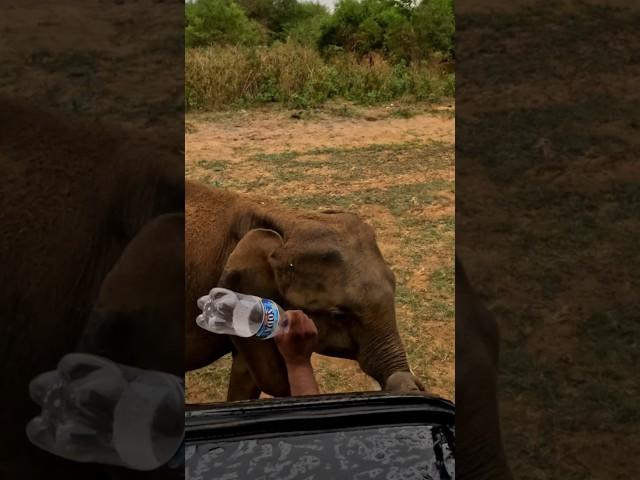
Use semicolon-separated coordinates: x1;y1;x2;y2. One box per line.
357;305;423;392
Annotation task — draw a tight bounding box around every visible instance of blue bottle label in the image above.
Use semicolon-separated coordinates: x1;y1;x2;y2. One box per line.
255;299;280;339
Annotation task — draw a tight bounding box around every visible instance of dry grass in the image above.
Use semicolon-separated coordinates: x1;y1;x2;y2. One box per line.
186;43;454;110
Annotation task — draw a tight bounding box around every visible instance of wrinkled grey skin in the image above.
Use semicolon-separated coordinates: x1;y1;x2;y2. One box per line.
456;256;512;479
185;180;424;400
0;97;183;479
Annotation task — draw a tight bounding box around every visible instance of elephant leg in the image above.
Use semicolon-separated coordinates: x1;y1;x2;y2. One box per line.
230;337;291;397
186;329;232;372
227;352;261;401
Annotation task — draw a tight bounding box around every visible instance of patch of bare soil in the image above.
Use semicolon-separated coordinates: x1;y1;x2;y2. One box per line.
1;0;183;134
356;204;406;265
278;171;451;199
186;106;454;167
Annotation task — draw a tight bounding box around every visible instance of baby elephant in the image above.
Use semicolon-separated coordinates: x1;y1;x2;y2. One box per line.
185;180;425;400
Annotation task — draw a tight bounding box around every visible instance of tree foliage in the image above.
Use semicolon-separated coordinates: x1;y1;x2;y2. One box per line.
185;0;454;61
319;0;453;60
185;0;263;47
412;0;454;58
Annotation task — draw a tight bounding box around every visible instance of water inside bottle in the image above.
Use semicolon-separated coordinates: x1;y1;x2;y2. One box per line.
197;288;265;337
230;296;262;337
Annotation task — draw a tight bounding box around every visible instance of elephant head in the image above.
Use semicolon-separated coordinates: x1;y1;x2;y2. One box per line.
218;205;425;394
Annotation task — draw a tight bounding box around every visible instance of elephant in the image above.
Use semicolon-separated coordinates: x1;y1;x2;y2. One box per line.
0;96;183;479
456;255;512;479
185;179;425;400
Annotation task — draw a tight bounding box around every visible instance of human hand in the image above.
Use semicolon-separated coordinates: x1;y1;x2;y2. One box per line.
274;310;318;367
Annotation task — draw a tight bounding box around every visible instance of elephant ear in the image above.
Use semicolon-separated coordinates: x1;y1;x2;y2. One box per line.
266;238;292;295
221;226;292;398
219;228;285;300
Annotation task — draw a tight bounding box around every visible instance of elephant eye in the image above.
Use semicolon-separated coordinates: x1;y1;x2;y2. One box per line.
329;306;352;321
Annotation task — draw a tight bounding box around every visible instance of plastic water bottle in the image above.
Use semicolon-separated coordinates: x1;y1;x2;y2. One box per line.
196;288;287;339
26;353;184;471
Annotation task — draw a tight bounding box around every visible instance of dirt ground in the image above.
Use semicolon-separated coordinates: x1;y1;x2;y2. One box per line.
185;102;455;403
457;2;640;479
1;0;183;134
186;104;453;164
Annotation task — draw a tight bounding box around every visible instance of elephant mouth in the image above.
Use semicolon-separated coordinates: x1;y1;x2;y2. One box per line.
284;304;355;324
320;306;352;322
279;303;360;359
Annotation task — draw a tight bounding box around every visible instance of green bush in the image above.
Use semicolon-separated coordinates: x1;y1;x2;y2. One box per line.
412;0;454;58
284;3;331;47
185;0;263;47
319;0;393;55
186;0;454;59
318;0;453;60
234;0;329;43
